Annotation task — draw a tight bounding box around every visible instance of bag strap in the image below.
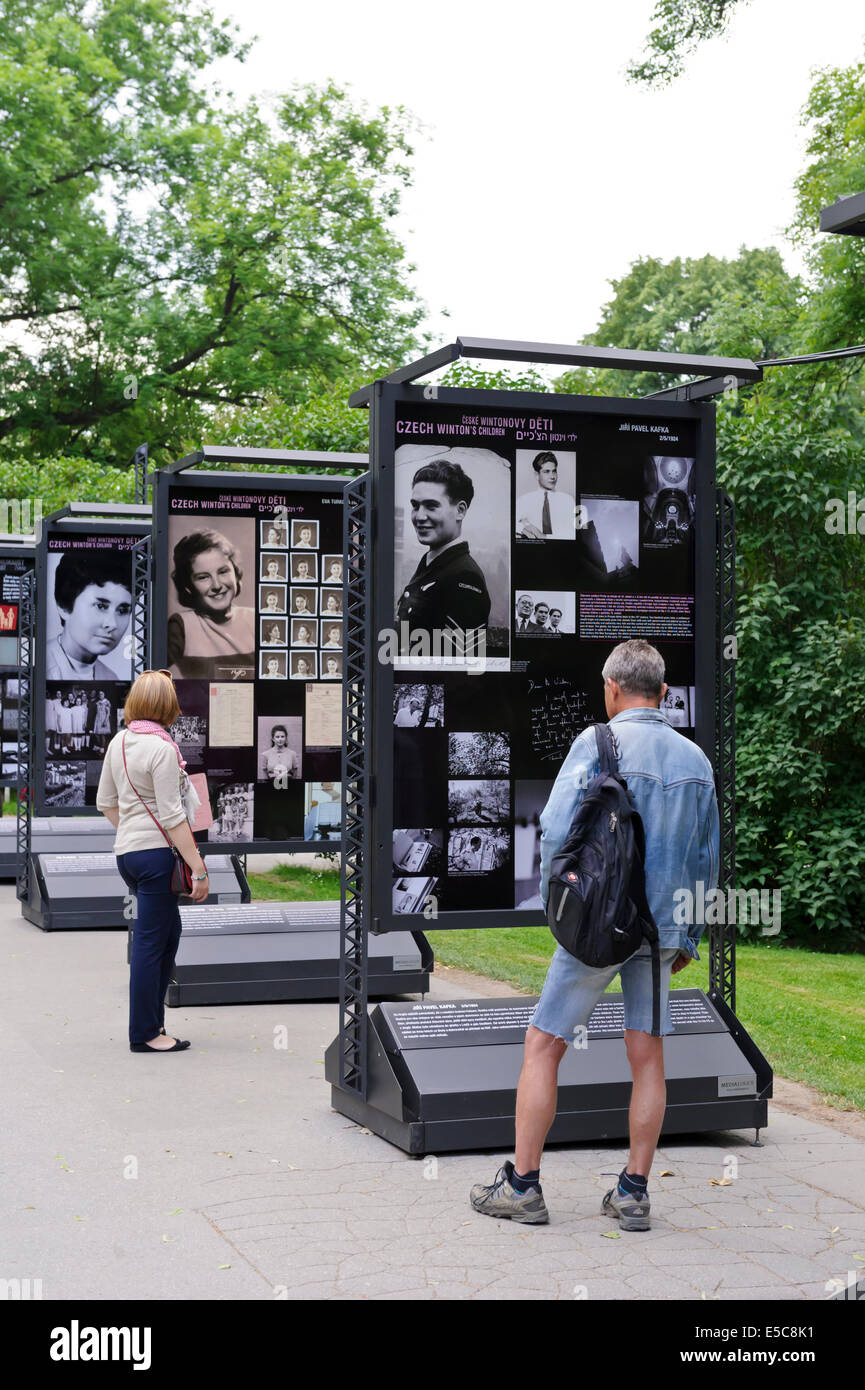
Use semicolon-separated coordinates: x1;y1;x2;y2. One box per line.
594;722;618;777
121;734;174;850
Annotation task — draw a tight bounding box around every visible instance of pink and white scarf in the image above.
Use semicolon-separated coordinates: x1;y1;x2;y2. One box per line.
127;719;187;769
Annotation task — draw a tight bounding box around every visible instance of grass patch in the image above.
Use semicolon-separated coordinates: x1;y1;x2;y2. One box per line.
250;867;865;1112
246;864;340;903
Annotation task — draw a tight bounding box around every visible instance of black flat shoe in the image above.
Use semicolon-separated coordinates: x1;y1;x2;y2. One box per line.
130;1038;190;1053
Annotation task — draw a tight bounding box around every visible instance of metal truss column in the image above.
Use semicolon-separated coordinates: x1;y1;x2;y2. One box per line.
338;473;371;1097
16;571;34;902
711;487;736;1010
131;534;151;677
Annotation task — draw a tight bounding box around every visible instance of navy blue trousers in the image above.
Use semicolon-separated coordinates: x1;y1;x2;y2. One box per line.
117;849;182;1045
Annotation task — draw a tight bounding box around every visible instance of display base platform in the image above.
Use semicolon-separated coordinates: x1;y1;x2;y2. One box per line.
22;852;249;931
326;988;772;1155
164;901;433;1005
0;817;118;877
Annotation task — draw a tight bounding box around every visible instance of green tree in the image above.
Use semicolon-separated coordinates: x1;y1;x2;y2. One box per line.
0;0;423;464
554;247;802;397
628;0;751;86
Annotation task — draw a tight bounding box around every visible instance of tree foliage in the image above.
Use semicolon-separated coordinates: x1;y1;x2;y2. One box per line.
0;0;423;463
628;0;751;87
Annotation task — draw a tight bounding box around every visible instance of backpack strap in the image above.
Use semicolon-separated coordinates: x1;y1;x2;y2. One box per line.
594;722;618;777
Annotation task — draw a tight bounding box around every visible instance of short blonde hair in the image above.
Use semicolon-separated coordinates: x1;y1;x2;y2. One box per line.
123;671;181;727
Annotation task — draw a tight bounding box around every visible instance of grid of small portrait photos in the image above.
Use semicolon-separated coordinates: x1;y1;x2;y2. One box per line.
164;486;345;844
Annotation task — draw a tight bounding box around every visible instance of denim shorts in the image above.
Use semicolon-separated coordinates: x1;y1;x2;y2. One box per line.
530;941;683;1039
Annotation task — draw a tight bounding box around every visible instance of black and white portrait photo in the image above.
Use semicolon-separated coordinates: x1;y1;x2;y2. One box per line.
260;553;288;583
393;683;444;727
260;520;288;549
260;617;287;647
514;591;575;635
515;450;577;541
320;588;343;617
394;444;511;662
290;651;316;680
45;546;133;681
290;619;317;648
260;651;288;679
291;519;319;550
257;716;302;782
290;587;317;617
166;518;256;680
320;620;343;650
322;555;343;585
290;553;317;584
320;653;341;680
259;584;287;614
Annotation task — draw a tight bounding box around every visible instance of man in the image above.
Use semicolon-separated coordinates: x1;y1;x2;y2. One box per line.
514;594;534;634
470;639;718;1230
516;451;576;540
397;459;490;642
548;607;564;635
394;698;422;727
529;601;550;633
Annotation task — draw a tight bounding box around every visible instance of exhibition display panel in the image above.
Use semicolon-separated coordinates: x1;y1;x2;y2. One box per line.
151;451;431;1003
0;536;34;792
20;505;168;929
327;341;771;1152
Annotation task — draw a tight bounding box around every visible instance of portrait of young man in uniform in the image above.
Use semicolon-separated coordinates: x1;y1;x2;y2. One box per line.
396;459;491;646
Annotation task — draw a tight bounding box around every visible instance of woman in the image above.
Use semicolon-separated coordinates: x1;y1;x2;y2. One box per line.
46;551;133;681
263;621;284;646
260;725;299;782
58;695;74;755
96;670;209;1053
293;622;314;647
92;688;112;754
167;530;256;679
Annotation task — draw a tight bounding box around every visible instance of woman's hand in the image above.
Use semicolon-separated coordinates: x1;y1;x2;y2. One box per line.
189;867;208;900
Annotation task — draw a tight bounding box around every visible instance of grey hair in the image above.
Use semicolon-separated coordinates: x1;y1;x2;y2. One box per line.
602;640;665;698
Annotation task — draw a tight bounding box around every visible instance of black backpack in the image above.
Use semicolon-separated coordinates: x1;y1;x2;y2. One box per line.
546;723;661;1035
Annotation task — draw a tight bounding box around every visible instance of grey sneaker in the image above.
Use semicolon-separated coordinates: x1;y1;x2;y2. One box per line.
602;1185;651;1231
470;1160;549;1224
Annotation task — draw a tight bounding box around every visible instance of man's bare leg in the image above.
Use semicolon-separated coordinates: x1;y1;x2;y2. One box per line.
624;1029;666;1177
514;1025;568;1174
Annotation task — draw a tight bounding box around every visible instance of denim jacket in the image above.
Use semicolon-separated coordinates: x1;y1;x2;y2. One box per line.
539;707;720;957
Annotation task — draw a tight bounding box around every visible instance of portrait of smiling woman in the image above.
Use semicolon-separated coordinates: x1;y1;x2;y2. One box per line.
46;550;133;681
167;527;256;680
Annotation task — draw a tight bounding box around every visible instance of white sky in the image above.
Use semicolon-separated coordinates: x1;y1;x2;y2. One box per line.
209;0;865;348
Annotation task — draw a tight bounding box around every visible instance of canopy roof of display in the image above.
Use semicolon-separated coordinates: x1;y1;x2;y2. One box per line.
156;445;368;478
44;502;152;527
348;336;763;409
820;190;865;237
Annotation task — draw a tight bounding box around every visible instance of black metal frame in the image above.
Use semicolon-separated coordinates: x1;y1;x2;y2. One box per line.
131;534;151;677
150;463;357;855
16;568;35;902
134;444;149;506
711;487;736;1011
338;473;372;1096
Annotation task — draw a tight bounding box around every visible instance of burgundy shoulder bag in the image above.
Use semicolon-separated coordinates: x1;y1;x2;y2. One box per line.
120;735;196;897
